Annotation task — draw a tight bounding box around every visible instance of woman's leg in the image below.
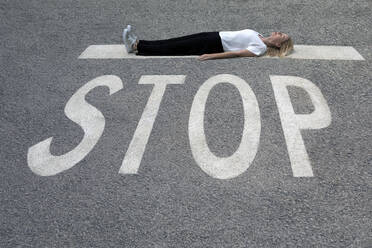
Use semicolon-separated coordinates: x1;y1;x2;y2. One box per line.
139;32;212;45
137;32;224;56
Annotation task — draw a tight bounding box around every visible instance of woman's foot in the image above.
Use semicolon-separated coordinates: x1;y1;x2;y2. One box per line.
123;28;132;53
123;25;138;53
127;25;139;51
126;25;138;40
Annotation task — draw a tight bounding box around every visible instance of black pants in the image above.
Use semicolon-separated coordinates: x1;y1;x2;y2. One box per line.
136;32;224;56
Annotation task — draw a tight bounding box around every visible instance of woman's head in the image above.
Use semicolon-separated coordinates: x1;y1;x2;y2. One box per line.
264;32;294;57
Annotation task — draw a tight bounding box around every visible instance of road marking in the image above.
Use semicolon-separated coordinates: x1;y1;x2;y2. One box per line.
28;75;123;176
189;74;261;179
286;45;364;60
119;75;186;174
270;75;331;177
26;74;333;178
78;45;365;60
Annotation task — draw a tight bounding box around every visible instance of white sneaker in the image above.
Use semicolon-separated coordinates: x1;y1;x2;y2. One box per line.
127;25;138;41
123;28;135;53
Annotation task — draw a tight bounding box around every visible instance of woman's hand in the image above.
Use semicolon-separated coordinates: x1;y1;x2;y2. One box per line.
198;54;214;61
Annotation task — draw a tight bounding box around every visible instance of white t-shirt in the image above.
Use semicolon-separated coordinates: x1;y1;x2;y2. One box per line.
219;29;267;56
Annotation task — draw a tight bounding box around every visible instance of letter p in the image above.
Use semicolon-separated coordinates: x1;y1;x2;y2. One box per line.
270;75;331;177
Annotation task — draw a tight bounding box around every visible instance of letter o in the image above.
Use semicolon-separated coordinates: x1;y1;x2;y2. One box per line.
188;74;261;179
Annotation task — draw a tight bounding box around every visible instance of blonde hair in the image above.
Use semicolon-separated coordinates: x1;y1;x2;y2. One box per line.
265;37;294;57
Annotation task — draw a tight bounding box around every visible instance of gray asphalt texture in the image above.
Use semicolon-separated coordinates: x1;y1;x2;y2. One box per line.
1;0;371;247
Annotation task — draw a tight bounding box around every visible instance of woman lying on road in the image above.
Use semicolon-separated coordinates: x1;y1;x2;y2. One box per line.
123;25;293;60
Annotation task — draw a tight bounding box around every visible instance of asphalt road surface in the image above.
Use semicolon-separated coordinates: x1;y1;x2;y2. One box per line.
1;0;371;247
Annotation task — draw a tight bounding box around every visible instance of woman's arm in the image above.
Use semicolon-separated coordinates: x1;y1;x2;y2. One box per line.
198;49;257;60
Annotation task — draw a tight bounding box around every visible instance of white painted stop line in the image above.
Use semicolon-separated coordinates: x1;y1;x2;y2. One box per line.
78;44;365;60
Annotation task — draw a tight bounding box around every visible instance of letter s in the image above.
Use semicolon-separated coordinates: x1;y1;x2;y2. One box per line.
27;75;123;176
